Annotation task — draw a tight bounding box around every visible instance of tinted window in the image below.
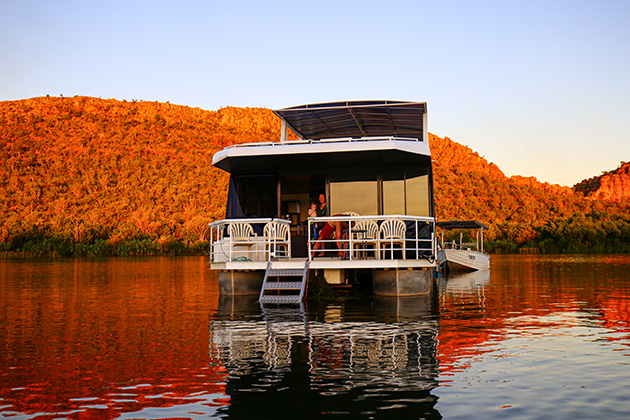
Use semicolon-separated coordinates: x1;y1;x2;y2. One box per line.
329;175;378;215
406;174;430;216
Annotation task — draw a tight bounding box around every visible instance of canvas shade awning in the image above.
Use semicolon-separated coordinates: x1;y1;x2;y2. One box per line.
273;100;427;141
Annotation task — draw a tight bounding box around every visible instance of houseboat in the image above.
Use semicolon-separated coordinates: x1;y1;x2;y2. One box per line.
209;100;438;302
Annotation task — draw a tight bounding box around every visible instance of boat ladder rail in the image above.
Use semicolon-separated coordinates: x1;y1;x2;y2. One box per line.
259;260;309;304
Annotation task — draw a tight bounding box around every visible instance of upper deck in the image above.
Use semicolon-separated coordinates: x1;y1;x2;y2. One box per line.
213;100;429;175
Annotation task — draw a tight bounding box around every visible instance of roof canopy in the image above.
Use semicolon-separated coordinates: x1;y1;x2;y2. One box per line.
273;100;427;141
436;220;489;230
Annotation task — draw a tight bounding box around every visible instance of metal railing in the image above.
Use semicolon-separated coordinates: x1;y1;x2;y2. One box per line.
307;215;437;262
209;215;437;263
218;136;424;151
209;218;291;262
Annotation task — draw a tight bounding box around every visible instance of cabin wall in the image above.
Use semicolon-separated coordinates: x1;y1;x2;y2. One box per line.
227;157;434;220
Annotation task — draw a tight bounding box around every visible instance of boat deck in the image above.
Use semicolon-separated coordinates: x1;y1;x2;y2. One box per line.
209;215;438;272
211;257;436;272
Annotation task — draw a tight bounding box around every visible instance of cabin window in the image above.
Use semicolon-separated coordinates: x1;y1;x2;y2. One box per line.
382;173;406;215
406;173;430;216
329;171;431;217
329;174;378;215
236;174;277;218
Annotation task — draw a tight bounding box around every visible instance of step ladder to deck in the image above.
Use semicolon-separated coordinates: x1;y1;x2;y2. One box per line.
259;260;309;304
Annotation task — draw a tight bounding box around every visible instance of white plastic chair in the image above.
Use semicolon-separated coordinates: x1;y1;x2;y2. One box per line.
264;222;291;259
379;219;407;260
352;220;379;259
227;222;258;261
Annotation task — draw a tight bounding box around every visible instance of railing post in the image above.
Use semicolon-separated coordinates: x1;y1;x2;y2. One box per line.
209;225;214;262
348;219;352;261
415;219;419;260
307;218;312;261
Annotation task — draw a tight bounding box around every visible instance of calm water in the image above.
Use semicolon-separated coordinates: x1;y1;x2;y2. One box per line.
0;255;628;419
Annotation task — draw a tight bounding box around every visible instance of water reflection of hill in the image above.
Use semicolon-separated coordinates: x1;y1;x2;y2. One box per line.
437;255;630;379
0;258;227;419
211;296;441;419
437;270;500;376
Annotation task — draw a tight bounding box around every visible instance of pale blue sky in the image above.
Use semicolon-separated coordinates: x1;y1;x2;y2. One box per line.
1;0;628;186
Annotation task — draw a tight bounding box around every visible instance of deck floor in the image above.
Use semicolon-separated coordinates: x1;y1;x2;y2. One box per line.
211;257;436;271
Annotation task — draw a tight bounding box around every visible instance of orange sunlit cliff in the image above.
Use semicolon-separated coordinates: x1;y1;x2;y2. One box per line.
574;161;630;202
1;96;629;255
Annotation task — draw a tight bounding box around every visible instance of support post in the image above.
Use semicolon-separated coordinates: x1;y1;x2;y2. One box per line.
280;120;288;142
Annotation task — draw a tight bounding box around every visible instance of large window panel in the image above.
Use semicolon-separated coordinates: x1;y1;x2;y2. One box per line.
406;174;430;216
329;175;378;215
383;176;405;215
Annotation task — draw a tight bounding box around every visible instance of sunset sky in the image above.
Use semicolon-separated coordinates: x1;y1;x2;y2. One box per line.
1;0;628;187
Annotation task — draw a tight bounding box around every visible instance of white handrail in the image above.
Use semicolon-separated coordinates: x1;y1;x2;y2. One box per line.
306;215;436;262
209;218;291;262
219;136;423;151
209;215;437;263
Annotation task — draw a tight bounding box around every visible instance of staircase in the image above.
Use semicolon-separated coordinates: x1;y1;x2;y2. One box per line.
259;260;309;304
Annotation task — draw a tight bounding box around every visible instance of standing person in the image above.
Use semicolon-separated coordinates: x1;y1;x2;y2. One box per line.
311;193;331;256
316;193;327;218
315;193;328;239
308;200;319;239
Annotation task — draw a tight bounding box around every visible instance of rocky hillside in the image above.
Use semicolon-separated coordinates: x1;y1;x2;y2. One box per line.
0;96;628;255
0;96;280;253
428;134;622;245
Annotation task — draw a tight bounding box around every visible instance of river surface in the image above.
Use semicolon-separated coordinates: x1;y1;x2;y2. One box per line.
0;255;628;419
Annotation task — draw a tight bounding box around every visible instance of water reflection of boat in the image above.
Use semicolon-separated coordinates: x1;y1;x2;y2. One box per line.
439;270;491;311
441;269;490;292
211;296;440;418
436;220;490;272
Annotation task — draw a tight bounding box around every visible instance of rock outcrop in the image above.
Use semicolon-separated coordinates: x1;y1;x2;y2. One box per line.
573;162;630;202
